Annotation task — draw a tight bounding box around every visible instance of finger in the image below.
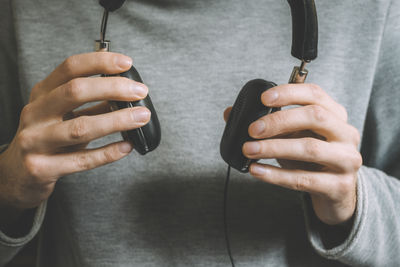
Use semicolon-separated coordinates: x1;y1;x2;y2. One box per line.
37;107;151;149
248;105;360;144
223;106;232;122
249;163;349;199
243;138;362;172
39;52;133;93
63;102;112;121
72;101;111;117
261;84;348;121
48;141;134;177
33;76;148;118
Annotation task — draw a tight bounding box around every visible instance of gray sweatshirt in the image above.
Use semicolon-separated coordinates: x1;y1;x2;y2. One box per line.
1;0;399;266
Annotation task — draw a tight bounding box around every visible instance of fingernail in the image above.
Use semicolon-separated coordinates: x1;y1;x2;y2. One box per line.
263;91;279;104
250;120;266;136
251;164;267;176
243;142;260;155
131;82;148;98
119;142;133;153
132;108;151;123
116;55;132;69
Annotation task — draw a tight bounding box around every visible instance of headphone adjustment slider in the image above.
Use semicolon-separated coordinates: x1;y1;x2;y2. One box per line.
289;60;309;84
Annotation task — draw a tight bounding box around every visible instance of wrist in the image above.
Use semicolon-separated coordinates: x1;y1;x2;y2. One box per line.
305;193;356;249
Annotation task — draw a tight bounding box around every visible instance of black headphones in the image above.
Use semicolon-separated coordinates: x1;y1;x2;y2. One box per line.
95;2;318;266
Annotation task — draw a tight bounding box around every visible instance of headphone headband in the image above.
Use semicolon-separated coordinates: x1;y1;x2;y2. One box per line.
287;0;318;61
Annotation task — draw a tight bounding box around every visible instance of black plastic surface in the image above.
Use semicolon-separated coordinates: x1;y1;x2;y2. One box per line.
99;0;126;12
111;66;161;155
220;79;277;173
287;0;318;61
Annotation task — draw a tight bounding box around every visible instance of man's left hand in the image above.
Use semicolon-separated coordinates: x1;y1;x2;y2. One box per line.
224;83;362;225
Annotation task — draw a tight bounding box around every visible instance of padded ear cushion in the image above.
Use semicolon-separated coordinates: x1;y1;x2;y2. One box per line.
220;79;277;173
99;0;126;12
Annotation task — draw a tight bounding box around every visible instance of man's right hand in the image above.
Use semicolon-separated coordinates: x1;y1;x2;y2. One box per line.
0;52;151;219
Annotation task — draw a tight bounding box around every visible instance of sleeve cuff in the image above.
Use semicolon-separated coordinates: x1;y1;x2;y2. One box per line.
0;201;47;247
302;166;368;260
1;143;47;247
0;201;46;266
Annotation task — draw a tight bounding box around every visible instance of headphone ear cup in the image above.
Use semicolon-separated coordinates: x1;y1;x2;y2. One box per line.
220;79;277;172
224;87;247;136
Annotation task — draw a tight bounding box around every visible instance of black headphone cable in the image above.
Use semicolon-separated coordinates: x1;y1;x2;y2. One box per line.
224;165;235;267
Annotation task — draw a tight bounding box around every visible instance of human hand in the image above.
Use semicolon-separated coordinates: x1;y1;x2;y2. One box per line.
0;52;150;213
224;84;362;225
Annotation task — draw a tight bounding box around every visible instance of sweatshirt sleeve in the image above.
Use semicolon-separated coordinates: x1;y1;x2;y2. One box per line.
0;202;47;267
303;0;400;265
0;1;47;265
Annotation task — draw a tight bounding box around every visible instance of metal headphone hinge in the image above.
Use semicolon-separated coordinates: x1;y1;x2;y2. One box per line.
289;60;309;84
95;40;111;52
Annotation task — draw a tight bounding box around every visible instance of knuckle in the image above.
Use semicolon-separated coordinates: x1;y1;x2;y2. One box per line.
62;55;79;75
350;151;363;170
294;174;313;192
303;138;321;160
308;105;327;122
73;153;92;171
17;130;35;151
63;79;84;101
69;117;90;140
309;84;324;99
23;155;44;179
350;126;361;145
102;146;120;164
268;111;285;127
19;104;34;126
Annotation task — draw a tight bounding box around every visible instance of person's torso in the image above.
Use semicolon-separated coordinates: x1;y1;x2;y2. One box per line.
10;0;389;266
